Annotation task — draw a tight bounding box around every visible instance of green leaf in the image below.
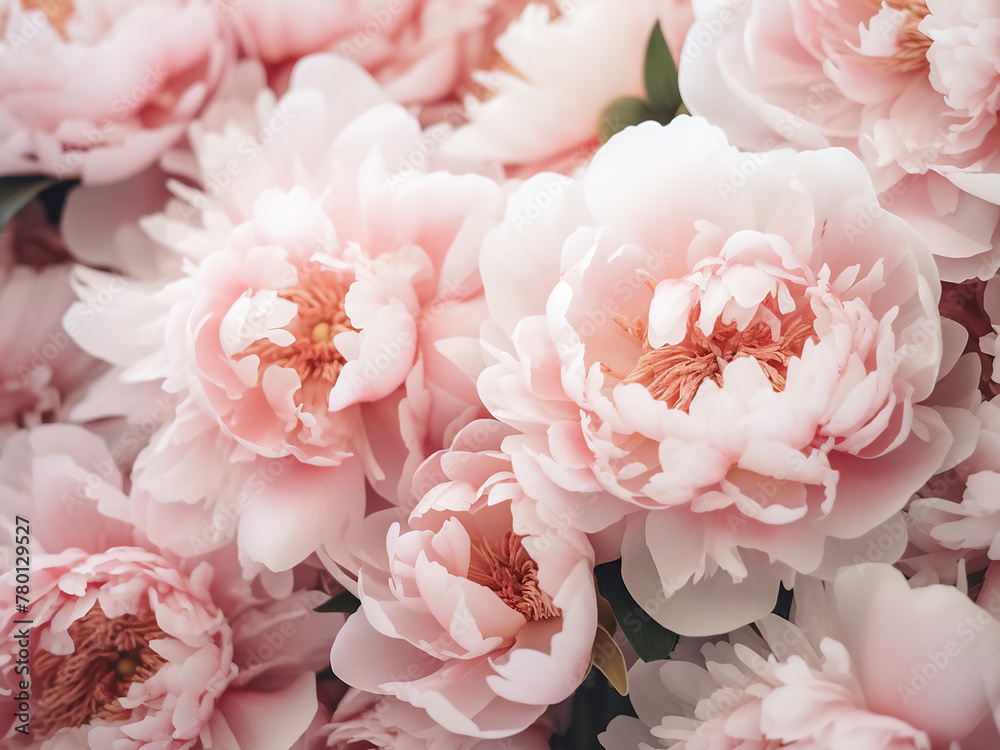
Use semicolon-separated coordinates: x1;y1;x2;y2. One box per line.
598;96;656;143
0;176;58;233
594;559;678;662
643;21;682;118
313;590;361;613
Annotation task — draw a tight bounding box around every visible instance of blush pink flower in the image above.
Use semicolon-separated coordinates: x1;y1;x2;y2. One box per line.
934;279;1000;401
0;0;233;184
1;547;242;747
310;688;558;750
679;0;1000;282
442;0;693;176
229;0;533;112
0;423;337;750
600;565;1000;750
0;209;104;439
979;276;1000;388
0;200;68;270
64;54;505;574
329;420;597;739
478;116;952;635
905;394;1000;579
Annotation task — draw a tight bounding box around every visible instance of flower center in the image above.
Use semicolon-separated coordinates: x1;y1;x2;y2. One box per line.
33;605;167;739
241;264;357;408
20;0;73;38
614;304;816;412
868;0;931;72
467;531;560;621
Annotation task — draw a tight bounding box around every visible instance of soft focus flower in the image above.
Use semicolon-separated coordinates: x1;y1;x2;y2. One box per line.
600;564;1000;749
478;116;951;635
0;423;336;749
0;0;232;184
229;0;534;113
441;0;693;176
0;200;67;269
329;420;597;738
979;276;1000;388
935;279;1000;401
679;0;1000;282
0;204;103;440
905;394;1000;580
64;54;505;574
310;688;558;750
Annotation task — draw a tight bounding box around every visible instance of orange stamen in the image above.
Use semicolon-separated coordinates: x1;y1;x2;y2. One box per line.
467;531;560;621
615;305;816;412
240;264;356;408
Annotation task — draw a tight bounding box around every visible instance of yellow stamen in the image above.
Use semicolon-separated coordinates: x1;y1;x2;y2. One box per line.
311;321;332;344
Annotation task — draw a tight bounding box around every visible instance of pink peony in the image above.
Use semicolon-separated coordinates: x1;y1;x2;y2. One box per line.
442;0;693;176
64;54;505;575
0;206;103;439
329;420;598;738
679;0;1000;282
229;0;534;112
0;200;67;270
0;0;233;184
310;688;558;750
905;394;1000;579
600;564;1000;750
935;279;1000;401
980;276;1000;389
0;423;338;749
477;116;952;635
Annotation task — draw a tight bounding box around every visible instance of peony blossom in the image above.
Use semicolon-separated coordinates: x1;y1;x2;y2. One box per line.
228;0;534;114
934;279;1000;401
477;116;952;635
0;423;338;749
329;420;598;738
0;204;103;440
441;0;693;176
64;54;505;575
905;394;1000;580
310;688;558;750
0;0;232;184
679;0;1000;282
600;564;1000;749
979;277;1000;389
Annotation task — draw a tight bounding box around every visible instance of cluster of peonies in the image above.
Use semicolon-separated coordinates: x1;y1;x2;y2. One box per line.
2;0;1000;748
